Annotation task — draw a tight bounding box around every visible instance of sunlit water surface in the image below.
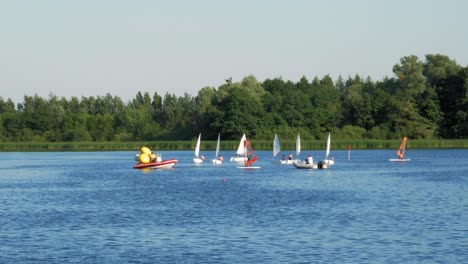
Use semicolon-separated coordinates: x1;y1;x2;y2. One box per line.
1;149;467;263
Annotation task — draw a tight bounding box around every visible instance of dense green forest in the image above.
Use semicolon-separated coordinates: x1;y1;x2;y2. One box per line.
1;54;467;142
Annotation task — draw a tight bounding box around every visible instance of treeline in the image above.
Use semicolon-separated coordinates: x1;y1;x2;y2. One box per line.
0;54;467;142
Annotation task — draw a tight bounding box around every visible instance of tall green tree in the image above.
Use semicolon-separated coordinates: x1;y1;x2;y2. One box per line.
424;54;466;137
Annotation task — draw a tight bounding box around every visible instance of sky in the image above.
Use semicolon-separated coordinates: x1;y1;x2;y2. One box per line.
1;0;467;103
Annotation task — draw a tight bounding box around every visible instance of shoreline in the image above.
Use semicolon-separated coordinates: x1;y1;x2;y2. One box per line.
0;139;466;152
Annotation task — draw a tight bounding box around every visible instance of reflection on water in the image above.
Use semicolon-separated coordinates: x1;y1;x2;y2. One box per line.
0;149;467;263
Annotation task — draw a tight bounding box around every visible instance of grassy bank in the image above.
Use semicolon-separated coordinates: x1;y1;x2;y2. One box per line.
0;139;467;152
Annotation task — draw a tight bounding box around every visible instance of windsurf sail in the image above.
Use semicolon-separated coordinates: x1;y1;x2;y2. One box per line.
244;139;257;167
397;136;408;159
273;134;280;157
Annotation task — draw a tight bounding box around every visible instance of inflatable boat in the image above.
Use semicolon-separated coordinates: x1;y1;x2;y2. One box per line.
133;158;178;169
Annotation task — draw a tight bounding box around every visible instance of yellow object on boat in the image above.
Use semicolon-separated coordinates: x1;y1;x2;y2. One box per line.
141;146;151;155
139;153;151;164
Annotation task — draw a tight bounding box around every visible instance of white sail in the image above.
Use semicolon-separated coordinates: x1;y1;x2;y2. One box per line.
215;133;220;159
195;133;201;158
296;133;301;157
323;132;334;165
273;134;280;157
325;132;331;159
236;134;246;155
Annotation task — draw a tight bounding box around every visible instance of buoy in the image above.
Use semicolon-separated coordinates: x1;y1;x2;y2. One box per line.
141;146;151;155
139;153;151;164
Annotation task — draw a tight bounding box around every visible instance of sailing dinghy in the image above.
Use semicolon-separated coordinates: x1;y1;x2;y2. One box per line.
193;133;204;163
281;133;300;164
389;136;411;162
230;134;247;162
237;137;260;169
212;133;223;164
322;132;335;165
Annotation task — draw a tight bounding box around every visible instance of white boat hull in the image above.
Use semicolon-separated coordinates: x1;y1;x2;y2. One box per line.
212;159;223;164
293;161;328;169
193;157;204;163
323;159;335;165
237;166;261;170
280;159;295;165
389;158;411;162
230;156;246;162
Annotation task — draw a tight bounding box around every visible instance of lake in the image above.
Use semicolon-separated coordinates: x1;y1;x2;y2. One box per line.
0;149;467;263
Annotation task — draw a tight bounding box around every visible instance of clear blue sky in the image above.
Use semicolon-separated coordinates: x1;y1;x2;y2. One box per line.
1;0;467;103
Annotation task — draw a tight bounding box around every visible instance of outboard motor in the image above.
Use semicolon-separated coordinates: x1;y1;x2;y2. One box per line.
318;161;324;169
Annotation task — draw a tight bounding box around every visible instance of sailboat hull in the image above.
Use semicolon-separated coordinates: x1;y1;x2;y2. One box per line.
230;156;246;162
193;158;204;163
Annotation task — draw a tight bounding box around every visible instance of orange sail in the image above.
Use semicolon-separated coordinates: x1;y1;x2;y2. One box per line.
244;139;257;167
397;136;407;159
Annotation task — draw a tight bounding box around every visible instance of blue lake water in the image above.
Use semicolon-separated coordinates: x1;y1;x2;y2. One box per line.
0;149;467;263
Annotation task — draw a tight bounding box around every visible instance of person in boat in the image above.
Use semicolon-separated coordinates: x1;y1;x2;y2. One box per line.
219;155;224;162
201;155;205;161
281;155;286;161
305;154;313;164
288;154;293;160
150;152;157;162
